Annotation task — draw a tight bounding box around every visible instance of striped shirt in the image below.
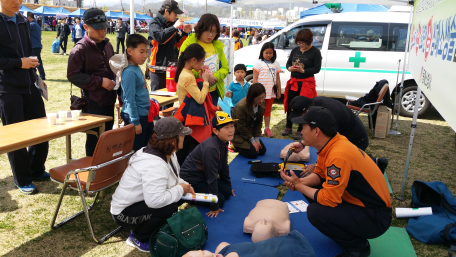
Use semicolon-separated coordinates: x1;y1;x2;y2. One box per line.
253;60;281;99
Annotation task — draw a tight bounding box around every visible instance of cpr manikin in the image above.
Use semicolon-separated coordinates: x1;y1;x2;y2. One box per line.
243;199;290;242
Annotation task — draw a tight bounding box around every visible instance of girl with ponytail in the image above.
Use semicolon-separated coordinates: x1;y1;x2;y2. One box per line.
175;43;217;165
175;43;209;105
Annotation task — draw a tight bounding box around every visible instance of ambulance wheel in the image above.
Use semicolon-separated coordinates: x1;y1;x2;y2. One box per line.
245;74;254;84
399;86;430;117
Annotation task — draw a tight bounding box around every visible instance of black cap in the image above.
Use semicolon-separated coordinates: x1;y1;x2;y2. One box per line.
291;106;336;131
162;0;184;15
234;64;247;72
288;96;313;120
83;8;109;30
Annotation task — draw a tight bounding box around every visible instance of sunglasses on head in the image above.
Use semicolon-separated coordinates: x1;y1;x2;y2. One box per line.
85;15;107;23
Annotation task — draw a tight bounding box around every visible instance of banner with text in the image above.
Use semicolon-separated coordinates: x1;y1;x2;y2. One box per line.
409;0;456;130
218;18;287;29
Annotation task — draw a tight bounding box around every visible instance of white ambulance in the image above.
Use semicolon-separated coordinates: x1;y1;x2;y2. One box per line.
234;10;430;117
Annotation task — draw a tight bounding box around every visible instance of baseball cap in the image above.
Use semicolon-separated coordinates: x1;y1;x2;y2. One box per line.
83;8;109;30
212;111;238;128
291;106;336;131
162;0;184;15
288;96;313;120
154;117;192;139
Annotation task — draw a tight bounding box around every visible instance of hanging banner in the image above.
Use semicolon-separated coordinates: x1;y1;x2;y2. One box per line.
218;18;286;29
409;0;456;130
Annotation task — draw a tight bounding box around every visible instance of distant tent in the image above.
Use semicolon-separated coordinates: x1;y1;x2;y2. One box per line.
55;7;71;18
19;5;33;13
340;4;389;13
32;6;60;16
300;5;331;19
118;12;130;20
134;13;153;21
186;17;200;24
69;8;85;18
105;11;121;19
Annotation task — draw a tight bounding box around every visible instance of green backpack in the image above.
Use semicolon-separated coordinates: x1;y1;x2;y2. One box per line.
150;207;208;257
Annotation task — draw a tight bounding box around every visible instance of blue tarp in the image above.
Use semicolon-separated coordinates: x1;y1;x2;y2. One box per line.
69;8;85;17
19;5;33;13
134;13;153;21
118;12;130;19
340;4;389;13
300;5;331;19
105;11;121;19
186;17;200;24
54;7;71;17
32;6;60;16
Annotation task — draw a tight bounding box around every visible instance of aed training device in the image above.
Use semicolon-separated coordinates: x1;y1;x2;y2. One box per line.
248;160;262;164
166;64;177;92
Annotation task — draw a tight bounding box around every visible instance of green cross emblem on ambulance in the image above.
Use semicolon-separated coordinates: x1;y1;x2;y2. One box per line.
349;52;366;68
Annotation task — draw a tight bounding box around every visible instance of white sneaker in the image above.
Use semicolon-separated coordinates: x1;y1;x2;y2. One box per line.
63;52;67;56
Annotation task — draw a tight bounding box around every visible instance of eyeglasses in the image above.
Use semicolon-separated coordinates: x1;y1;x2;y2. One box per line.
85;15;107;23
297;42;307;46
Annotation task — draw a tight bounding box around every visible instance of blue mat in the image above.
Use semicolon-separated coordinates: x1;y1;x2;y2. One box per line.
200;183;279;252
230;137;318;187
281;189;343;257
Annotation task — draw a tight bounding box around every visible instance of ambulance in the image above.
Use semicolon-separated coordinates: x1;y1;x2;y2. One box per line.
234;10;430;117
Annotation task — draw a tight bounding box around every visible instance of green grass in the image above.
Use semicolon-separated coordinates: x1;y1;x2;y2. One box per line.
1;31;456;256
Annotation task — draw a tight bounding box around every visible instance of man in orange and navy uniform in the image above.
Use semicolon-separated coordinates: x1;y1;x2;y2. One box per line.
281;106;392;257
148;0;192;92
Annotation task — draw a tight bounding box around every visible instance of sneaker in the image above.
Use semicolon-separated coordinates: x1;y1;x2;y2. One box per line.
264;128;274;138
126;231;150;253
336;242;371;257
15;183;38;195
32;172;50;181
282;128;292;136
63;52;67;56
376;158;389;174
293;131;302;140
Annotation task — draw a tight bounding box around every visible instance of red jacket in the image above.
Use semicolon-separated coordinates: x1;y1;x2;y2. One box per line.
67;34;117;108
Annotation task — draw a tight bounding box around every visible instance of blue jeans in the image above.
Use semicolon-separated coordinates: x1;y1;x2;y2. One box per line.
120;112;153;151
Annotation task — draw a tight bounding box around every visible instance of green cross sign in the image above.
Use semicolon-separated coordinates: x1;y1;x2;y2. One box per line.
349;52;366;68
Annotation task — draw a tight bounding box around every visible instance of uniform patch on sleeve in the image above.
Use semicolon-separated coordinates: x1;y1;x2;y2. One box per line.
327;164;341;180
327;180;339;185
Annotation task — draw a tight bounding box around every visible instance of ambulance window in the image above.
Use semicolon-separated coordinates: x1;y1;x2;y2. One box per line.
389;23;408;52
272;25;327;50
329;22;388;51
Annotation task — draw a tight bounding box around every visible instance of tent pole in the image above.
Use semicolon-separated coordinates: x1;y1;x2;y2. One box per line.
230;4;233;38
398;86;422;201
205;0;207;13
395;5;414;201
130;0;134;34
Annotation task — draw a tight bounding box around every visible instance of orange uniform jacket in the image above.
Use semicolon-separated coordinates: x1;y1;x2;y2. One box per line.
313;133;391;208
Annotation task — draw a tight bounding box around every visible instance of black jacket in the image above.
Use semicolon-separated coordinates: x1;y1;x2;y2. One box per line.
0;12;38;94
147;12;187;74
180;135;232;211
57;23;71;39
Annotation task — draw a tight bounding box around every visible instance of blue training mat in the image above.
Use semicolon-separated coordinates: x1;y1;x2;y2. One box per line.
201;183;279;252
281;189;343;257
230;137;318;187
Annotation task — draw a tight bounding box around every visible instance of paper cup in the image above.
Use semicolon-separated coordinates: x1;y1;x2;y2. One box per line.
71;110;81;121
58;111;67;124
47;113;57;125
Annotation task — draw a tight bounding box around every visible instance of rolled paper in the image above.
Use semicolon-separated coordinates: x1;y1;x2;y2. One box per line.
181;193;218;203
395;207;433;218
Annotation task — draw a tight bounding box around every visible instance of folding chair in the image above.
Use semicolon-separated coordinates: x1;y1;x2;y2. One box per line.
346;84;389;137
49;124;135;243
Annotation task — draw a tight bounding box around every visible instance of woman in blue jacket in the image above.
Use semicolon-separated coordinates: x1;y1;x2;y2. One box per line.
72;17;85;45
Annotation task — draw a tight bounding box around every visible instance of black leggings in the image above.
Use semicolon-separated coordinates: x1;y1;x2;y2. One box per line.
189;179;232;210
237;139;267;159
112;200;183;242
305;194;391;252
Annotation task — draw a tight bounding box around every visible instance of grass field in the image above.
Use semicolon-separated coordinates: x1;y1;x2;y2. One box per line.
1;31;455;256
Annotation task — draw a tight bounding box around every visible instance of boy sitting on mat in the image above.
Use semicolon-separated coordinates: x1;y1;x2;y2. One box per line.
280;106;392;257
180;111;237;218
